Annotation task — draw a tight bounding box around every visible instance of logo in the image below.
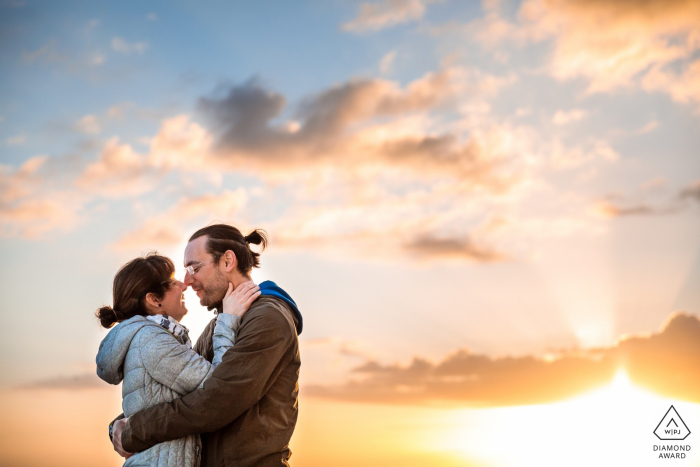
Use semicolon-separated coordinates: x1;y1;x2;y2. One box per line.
654;405;691;440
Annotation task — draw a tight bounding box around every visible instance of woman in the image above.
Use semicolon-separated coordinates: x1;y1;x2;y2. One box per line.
95;252;260;467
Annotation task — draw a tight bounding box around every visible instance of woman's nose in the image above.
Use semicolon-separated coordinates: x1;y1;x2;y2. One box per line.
175;280;187;291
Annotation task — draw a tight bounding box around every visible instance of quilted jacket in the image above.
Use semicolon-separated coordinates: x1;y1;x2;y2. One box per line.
96;313;239;467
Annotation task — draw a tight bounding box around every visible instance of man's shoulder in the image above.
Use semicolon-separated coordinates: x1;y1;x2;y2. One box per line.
244;296;298;334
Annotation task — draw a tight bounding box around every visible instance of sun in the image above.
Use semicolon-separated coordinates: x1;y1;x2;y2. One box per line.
431;370;700;467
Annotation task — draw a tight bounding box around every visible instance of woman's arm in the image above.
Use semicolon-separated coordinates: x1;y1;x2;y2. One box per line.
140;282;260;394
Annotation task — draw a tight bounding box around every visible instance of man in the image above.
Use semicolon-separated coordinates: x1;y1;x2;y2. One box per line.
112;224;303;466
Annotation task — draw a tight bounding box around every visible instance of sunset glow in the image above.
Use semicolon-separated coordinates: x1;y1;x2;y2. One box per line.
1;0;699;465
433;371;700;466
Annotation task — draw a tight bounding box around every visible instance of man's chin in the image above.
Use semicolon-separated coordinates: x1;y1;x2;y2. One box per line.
206;301;223;313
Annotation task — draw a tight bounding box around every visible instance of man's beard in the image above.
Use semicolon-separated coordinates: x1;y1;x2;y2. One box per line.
201;272;227;313
207;301;223;313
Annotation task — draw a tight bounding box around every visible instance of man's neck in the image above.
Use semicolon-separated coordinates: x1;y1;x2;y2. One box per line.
208;272;252;313
227;272;252;290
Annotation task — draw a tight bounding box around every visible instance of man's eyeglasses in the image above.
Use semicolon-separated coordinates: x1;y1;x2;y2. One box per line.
185;262;204;276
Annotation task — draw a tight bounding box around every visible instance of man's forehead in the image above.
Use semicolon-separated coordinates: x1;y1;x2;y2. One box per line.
183;236;210;266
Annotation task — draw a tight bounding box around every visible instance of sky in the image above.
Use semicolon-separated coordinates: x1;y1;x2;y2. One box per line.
1;0;699;466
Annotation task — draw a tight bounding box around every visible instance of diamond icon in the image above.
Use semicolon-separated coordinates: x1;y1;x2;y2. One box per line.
654;406;691;440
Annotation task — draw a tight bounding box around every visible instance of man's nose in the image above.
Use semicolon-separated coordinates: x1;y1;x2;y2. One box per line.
184;274;194;287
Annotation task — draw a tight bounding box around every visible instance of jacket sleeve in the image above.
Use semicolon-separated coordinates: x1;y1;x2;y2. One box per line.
122;303;293;453
140;315;240;395
200;314;240;388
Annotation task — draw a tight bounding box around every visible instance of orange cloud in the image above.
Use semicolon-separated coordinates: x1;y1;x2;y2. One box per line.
148;114;214;170
198;70;517;182
0;156;82;238
452;0;700;106
520;0;700;102
307;312;700;406
113;189;248;250
75;137;158;197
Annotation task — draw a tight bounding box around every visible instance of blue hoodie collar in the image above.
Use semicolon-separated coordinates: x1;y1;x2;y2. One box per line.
259;280;303;335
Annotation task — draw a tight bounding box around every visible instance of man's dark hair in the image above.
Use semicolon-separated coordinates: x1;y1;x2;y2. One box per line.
189;224;268;275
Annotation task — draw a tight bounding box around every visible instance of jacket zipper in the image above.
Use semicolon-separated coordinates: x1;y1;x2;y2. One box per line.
195;444;201;467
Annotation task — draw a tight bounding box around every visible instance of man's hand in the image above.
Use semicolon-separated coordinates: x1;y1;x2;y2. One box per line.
112;417;133;459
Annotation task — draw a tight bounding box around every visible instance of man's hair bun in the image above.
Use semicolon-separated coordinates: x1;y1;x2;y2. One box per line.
244;229;268;251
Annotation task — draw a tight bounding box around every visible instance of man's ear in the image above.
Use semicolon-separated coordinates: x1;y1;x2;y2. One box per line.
222;250;238;273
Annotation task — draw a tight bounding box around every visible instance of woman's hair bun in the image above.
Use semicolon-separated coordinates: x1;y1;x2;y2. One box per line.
244;229;268;251
96;305;119;329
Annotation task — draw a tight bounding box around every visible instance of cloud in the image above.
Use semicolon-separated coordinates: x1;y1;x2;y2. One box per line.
342;0;431;33
73;114;101;135
636;120;659;134
148;114;214;170
445;0;700;107
21;38;105;73
549;140;619;169
264;174;521;262
379;50;397;74
198;70;517;180
403;234;506;262
113;188;248;250
75;137;157;197
588;200;657;219
111;37;148;55
0;156;83;238
5;134;26;146
22;39;67;64
0;67;614;261
19;372;104;390
680;179;700;203
519;0;700;104
641;58;700;109
306;312;700;406
589;180;700;219
551;108;588;125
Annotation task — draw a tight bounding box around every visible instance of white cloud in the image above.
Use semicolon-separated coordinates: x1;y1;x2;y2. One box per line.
6;134;26;146
379;50;397;74
342;0;431;33
114;189;248;250
111;37;148;55
73;114;101;135
637;120;660;134
552;109;588;125
75;137;156;197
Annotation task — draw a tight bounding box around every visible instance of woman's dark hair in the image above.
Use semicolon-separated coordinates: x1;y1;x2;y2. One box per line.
96;252;175;329
188;224;267;275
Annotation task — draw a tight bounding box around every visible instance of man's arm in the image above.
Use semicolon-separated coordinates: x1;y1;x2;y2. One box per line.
121;301;293;453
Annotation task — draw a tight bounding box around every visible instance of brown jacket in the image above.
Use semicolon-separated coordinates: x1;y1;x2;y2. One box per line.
122;296;301;467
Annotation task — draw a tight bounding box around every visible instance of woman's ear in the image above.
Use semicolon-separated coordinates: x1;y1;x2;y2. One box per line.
144;292;161;313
